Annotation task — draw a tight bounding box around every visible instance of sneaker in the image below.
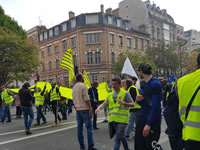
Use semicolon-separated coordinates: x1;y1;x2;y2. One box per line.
6;120;11;123
102;120;108;123
42;121;47;124
94;127;99;130
25;130;32;135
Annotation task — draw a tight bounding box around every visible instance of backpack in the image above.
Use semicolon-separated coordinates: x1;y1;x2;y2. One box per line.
163;85;183;136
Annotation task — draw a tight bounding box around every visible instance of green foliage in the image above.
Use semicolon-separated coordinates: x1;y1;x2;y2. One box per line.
193;48;200;52
0;28;40;87
0;5;26;39
112;51;156;76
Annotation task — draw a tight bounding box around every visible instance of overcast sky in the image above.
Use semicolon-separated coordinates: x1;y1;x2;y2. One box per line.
0;0;199;31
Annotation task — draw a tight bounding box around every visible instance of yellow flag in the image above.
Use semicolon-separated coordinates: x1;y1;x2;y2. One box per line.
60;48;75;84
59;86;73;99
82;68;91;89
97;82;109;101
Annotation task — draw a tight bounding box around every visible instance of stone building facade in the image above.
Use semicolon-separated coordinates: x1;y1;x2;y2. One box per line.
27;10;149;86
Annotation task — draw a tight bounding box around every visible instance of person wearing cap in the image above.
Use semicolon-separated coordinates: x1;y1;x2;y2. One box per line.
49;80;62;126
135;63;162;150
19;82;34;135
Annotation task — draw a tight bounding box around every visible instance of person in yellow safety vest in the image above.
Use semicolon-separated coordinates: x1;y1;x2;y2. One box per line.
59;96;68;120
49;80;62;126
34;85;47;126
96;78;135;150
1;86;13;123
177;53;200;150
125;78;141;139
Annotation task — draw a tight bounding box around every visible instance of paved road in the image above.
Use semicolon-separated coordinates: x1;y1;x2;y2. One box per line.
0;107;171;150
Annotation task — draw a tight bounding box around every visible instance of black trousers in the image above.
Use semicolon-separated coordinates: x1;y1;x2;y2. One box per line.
135;114;161;150
51;101;61;124
185;140;200;150
16;106;22;117
92;106;97;128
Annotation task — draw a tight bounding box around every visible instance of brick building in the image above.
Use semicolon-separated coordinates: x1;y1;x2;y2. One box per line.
27;8;149;86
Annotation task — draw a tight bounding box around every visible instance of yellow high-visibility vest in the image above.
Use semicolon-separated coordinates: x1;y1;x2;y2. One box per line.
178;69;200;141
128;85;141;109
34;92;45;105
1;89;13;104
50;86;60;102
107;89;129;124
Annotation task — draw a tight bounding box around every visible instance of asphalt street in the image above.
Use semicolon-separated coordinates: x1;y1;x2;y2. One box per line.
0;107;171;150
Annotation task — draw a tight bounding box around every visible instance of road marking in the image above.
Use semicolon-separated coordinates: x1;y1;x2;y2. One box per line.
0;119;104;145
0;117;105;136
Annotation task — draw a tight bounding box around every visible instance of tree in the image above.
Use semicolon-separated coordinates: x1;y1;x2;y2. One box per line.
0;28;40;87
186;51;199;73
0;5;26;39
112;51;156;76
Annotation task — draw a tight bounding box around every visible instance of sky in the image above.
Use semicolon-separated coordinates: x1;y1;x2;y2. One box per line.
0;0;199;31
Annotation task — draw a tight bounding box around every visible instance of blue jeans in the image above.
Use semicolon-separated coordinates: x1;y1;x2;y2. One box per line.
125;111;139;137
76;110;94;149
2;105;11;121
36;105;46;124
21;106;34;130
113;122;129;150
0;106;4;121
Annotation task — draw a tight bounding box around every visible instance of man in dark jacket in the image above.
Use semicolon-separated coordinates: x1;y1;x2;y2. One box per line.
19;82;34;135
88;81;99;130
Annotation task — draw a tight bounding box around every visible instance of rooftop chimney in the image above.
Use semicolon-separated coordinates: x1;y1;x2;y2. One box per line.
106;8;112;15
69;11;75;19
101;4;104;13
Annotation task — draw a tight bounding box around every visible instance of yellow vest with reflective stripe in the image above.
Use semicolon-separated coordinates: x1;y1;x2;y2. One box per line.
34;92;45;105
128;85;141;109
177;69;200;141
50;86;60;102
107;89;129;124
1;89;13;104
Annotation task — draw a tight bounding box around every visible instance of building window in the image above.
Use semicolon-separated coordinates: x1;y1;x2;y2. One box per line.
49;29;53;37
41;48;45;56
54;26;59;35
63;40;67;51
92;73;98;82
73;55;77;66
110;34;114;44
117;19;120;27
87;52;93;64
133;37;138;49
48;46;52;55
42;64;45;72
108;16;112;24
39;33;43;41
32;34;36;41
71;19;76;28
86;34;93;44
44;32;47;40
140;39;144;50
56;59;60;70
49;61;52;71
119;36;123;46
94;33;100;43
95;52;101;64
71;37;76;48
55;46;59;53
111;52;115;64
62;23;67;32
157;28;160;40
127;38;131;48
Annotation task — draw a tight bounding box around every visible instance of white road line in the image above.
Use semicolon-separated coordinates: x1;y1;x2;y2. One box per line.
0;119;104;146
0;117;105;136
0;121;76;136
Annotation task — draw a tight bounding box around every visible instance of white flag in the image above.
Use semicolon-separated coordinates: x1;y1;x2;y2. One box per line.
121;56;140;89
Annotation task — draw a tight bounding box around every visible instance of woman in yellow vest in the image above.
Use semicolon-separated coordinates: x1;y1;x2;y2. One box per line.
96;78;135;150
1;87;13;123
177;53;200;150
34;86;47;125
